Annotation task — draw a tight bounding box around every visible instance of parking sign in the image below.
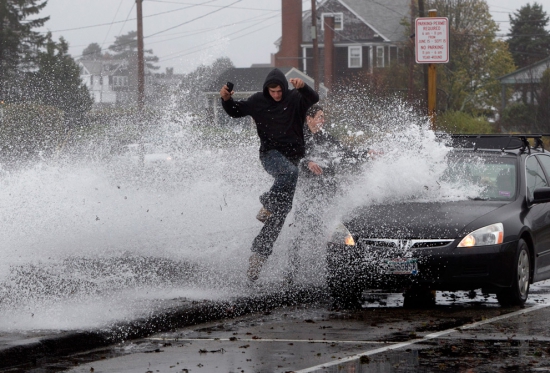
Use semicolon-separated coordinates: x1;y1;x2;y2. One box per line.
415;17;449;63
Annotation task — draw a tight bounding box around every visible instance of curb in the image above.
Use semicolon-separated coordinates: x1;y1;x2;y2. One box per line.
0;286;325;371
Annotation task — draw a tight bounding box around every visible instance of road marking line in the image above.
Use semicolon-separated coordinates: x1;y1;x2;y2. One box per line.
295;303;550;373
145;337;387;344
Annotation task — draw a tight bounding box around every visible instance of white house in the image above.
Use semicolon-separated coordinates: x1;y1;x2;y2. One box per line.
78;59;155;106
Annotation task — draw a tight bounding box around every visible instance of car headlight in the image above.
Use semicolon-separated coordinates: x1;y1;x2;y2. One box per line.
458;223;503;247
329;223;356;246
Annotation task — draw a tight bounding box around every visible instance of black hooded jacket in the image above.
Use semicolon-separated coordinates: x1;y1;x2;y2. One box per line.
221;68;319;160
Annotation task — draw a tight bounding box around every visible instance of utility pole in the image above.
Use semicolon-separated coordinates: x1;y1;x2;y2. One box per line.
323;15;335;91
311;0;319;92
408;0;415;103
136;0;145;167
136;0;145;111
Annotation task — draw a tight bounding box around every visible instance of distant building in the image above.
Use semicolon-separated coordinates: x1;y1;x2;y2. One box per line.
498;56;550;111
250;63;274;68
79;60;181;106
273;0;409;90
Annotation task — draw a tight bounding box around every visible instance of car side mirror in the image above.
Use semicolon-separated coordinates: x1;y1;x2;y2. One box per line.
532;187;550;204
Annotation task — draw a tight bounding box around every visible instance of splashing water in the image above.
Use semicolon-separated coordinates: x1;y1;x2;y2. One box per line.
343;124;472;209
0;111;271;330
0;96;468;331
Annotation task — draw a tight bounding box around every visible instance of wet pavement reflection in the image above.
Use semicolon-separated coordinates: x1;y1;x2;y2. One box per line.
59;285;550;373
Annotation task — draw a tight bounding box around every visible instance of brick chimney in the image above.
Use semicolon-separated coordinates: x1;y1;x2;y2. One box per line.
324;15;335;90
274;0;302;69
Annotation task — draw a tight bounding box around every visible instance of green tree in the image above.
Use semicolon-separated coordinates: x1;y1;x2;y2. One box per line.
501;102;537;132
507;3;550;69
426;0;516;116
382;0;515;124
108;30;159;70
24;36;93;122
0;0;49;99
82;42;103;60
437;110;494;133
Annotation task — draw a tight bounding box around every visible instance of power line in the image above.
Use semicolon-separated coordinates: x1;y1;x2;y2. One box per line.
100;0;124;50
148;14;276;49
41;0;222;33
147;0;279;12
160;18;279;62
69;13;274;51
71;4;274;60
145;0;243;38
116;2;135;40
45;0;280;35
158;12;278;61
159;14;277;60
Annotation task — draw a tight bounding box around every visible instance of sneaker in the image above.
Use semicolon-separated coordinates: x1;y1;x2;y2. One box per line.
247;253;267;282
256;207;272;223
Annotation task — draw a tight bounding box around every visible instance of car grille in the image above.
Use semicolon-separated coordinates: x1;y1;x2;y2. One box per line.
359;238;454;251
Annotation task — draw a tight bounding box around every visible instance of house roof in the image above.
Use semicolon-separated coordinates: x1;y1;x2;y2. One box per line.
299;0;409;43
79;59;154;76
79;60;125;76
205;67;328;97
339;0;409;42
498;56;550;85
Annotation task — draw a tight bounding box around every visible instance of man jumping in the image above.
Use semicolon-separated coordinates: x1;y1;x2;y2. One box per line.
219;68;319;282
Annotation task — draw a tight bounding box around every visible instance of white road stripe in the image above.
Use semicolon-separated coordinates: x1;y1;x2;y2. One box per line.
295;303;550;373
146;337;387;344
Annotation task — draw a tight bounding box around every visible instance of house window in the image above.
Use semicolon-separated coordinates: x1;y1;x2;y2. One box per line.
376;46;385;67
321;13;343;31
348;46;362;68
113;76;128;86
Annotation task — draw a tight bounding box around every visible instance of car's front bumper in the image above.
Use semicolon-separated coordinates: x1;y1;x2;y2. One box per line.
326;239;519;292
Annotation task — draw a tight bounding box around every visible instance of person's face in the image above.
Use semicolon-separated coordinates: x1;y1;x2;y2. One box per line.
307;110;325;133
268;86;283;102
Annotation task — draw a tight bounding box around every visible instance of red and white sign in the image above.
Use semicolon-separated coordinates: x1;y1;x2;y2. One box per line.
415;17;449;64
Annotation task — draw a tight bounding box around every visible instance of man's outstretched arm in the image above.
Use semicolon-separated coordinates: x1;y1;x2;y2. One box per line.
290;78;319;106
220;83;249;118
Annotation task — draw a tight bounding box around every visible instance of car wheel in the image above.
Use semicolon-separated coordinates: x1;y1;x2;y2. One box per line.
403;286;436;308
496;238;530;307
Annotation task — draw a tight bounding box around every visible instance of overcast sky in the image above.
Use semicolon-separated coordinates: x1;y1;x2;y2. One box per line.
37;0;550;75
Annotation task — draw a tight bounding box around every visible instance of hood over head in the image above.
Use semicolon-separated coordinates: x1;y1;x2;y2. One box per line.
263;68;289;100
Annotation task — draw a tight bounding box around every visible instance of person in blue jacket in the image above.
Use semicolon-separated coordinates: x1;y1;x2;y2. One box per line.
220;68;319;282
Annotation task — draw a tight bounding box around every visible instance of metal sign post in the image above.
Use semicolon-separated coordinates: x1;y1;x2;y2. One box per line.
415;10;449;130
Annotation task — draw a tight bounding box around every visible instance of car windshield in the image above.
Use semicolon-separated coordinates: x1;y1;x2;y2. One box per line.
441;153;517;201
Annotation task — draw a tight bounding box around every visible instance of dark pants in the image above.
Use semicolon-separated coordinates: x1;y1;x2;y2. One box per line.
251;150;299;258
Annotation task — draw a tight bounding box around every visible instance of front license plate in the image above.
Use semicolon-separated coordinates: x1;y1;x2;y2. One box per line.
383;258;418;275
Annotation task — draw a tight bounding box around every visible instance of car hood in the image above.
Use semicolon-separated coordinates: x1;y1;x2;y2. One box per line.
346;200;509;239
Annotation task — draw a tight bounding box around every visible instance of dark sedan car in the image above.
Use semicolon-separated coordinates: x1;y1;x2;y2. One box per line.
327;134;550;308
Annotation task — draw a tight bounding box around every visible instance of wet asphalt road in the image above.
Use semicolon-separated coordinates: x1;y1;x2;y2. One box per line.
38;282;550;373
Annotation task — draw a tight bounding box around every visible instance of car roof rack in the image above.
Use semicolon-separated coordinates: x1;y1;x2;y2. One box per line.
449;134;550;154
